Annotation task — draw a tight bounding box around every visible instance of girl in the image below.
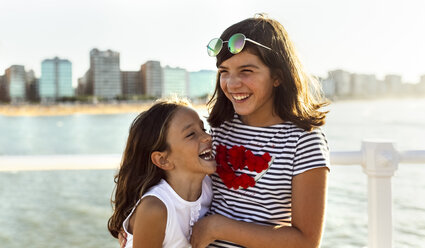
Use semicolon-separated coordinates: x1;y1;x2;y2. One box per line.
108;98;216;248
191;14;330;248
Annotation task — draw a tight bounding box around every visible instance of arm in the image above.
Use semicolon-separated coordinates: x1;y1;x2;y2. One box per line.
132;196;167;248
191;167;328;248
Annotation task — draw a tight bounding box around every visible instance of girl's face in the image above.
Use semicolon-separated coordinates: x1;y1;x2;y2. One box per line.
218;50;281;126
165;107;216;176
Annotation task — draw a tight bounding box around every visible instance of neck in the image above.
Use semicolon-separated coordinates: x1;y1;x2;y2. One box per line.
166;173;205;202
240;112;284;127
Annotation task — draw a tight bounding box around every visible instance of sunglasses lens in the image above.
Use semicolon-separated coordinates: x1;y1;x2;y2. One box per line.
207;38;223;57
228;33;246;54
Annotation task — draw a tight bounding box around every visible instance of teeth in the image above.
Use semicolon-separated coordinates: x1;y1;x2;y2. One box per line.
199;148;214;161
203;154;213;160
199;148;212;156
233;94;250;101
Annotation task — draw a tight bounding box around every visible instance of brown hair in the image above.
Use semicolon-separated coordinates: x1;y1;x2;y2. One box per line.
107;98;190;238
207;14;329;131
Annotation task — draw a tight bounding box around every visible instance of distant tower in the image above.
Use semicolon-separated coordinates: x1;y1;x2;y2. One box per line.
162;66;187;97
5;65;26;102
384;75;402;95
421;75;425;85
77;71;89;96
351;73;378;98
0;75;7;102
188;70;216;99
320;76;336;98
40;57;73;101
121;71;142;96
88;49;121;99
141;60;162;97
26;70;39;102
418;75;425;94
328;70;351;97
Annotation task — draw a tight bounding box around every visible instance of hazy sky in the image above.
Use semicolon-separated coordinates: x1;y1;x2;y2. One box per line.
1;0;424;86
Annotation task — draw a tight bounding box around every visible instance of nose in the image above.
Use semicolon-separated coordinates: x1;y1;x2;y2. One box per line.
225;74;242;90
201;132;212;143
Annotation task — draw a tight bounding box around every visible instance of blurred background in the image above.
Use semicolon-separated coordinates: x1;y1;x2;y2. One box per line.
0;0;424;247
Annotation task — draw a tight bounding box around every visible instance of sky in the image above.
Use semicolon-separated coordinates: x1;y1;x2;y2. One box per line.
1;0;424;87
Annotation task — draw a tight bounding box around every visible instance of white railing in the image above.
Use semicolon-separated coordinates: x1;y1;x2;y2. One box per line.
331;140;425;248
0;140;425;248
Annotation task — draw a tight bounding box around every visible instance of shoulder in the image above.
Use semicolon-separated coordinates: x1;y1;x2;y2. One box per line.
296;127;327;144
137;195;167;217
131;197;168;247
132;196;167;229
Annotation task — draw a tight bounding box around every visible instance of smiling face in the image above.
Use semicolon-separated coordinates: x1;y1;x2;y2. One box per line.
218;50;282;126
164;106;216;177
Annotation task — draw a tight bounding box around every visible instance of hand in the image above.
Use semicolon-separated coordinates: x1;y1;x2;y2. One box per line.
118;231;128;248
190;215;221;248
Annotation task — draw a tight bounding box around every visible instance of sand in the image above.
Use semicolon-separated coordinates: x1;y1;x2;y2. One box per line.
0;102;208;116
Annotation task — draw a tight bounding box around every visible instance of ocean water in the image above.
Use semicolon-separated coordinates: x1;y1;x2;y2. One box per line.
0;98;424;247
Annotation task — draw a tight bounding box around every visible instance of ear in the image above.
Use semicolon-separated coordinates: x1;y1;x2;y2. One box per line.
151;151;174;171
273;78;280;87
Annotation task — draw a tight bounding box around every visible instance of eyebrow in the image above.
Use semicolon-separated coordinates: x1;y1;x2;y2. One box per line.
181;120;203;132
218;64;260;70
182;123;194;132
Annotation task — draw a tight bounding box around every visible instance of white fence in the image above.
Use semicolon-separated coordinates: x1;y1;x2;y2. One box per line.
1;140;425;248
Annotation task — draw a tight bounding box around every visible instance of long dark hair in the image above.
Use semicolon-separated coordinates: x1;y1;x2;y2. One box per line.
207;14;329;131
107;98;190;238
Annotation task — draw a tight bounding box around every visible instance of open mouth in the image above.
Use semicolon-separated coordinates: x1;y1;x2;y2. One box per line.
232;93;251;101
199;148;214;161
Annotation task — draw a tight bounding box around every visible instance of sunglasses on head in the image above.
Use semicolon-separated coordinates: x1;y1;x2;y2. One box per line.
206;33;272;57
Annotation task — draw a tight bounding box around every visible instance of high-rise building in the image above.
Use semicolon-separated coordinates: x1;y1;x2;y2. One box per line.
88;49;121;99
40;57;73;100
0;75;7;102
320;77;336;98
26;70;39;102
328;70;351;97
421;75;425;85
121;71;142;96
5;65;26;102
419;75;425;93
77;71;89;96
162;66;187;97
351;74;378;97
384;75;402;95
188;70;216;99
141;61;162;97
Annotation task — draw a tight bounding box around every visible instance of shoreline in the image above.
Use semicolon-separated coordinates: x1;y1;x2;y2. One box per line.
0;102;208;116
1;96;424;116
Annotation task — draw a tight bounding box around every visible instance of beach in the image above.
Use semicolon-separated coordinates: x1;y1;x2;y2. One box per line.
0;102;207;116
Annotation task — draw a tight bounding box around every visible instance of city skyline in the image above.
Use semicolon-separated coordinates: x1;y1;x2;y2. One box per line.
2;48;424;103
1;0;425;86
1;50;424;91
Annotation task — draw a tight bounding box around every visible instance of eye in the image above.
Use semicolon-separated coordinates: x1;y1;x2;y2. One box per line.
186;132;195;138
218;70;229;76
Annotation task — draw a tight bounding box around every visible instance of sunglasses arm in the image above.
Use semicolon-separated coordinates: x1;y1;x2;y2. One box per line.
245;38;272;51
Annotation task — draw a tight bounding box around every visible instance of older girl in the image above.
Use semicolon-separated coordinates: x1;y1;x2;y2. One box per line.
191;14;330;248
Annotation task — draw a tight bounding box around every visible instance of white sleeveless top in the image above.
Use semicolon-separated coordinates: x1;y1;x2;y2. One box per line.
123;176;212;248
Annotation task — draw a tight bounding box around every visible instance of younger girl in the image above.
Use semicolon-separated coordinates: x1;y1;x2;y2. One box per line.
108;99;216;248
191;14;330;247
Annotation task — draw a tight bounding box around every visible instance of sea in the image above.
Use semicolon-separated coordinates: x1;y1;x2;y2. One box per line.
0;98;424;248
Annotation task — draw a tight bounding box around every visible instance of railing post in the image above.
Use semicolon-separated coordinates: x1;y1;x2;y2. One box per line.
361;140;399;248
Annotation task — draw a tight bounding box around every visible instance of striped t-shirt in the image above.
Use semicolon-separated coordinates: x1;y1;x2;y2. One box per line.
208;114;330;248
